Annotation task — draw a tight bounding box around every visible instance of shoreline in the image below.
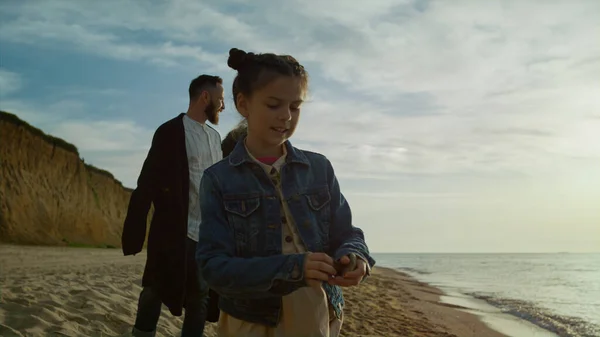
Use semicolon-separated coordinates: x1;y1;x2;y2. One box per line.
437;290;559;337
0;244;553;336
395;265;596;337
343;267;509;337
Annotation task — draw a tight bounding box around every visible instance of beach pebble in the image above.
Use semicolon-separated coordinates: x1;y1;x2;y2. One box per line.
334;253;357;276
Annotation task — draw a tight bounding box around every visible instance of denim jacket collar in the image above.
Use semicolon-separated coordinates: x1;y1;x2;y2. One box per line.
228;137;310;167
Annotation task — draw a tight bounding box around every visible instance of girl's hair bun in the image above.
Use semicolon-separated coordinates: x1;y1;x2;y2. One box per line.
228;48;250;71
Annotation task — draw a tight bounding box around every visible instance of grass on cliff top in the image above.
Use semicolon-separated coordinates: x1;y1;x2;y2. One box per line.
1;110;79;154
1;110;131;191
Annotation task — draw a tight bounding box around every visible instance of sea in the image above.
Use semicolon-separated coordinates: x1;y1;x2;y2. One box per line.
372;253;600;337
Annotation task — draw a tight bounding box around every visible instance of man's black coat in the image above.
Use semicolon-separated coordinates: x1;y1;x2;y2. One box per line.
121;113;219;322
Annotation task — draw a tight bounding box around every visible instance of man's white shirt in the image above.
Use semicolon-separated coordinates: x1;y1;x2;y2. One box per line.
182;114;222;242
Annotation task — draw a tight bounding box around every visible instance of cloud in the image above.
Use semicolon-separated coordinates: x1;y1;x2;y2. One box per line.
0;1;227;70
51;120;151;152
344;191;467;199
286;0;600;178
0;69;154;188
1;0;599;184
52;87;125;99
1;95;87;127
53;119;154;186
0;69;23;97
2;1;600;253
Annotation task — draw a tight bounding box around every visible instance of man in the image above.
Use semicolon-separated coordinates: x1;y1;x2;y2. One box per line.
122;74;225;337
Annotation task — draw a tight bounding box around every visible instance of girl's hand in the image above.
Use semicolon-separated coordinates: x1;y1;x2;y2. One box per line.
328;255;367;287
303;252;337;289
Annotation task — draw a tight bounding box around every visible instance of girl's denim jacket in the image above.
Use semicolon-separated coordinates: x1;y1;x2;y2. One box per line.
196;139;376;327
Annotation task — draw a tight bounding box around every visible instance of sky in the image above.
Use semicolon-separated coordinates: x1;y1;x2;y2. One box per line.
1;0;599;253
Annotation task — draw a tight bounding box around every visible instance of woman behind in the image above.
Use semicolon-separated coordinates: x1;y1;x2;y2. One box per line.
196;48;376;337
221;121;247;157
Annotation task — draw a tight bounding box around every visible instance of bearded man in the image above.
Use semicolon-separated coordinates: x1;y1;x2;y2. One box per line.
122;74;225;337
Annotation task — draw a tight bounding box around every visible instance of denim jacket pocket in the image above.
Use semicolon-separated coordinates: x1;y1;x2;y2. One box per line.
302;186;332;248
223;194;262;256
305;187;331;212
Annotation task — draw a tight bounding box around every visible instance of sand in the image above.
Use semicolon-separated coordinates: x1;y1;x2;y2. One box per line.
0;244;507;337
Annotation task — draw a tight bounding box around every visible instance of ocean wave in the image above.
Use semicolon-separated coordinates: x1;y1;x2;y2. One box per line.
397;267;432;275
470;293;600;337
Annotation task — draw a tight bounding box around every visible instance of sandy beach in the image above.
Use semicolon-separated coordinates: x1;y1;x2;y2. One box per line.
0;244;506;337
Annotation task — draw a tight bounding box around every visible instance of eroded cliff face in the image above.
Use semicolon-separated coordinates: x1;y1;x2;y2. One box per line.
0;111;138;247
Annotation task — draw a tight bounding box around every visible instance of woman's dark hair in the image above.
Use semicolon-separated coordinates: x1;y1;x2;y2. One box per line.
221;121;248;157
227;48;309;110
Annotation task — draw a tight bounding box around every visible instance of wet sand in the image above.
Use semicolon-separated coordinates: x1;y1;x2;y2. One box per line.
1;244;508;336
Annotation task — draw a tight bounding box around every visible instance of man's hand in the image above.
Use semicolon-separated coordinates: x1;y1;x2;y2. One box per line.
328;255;367;287
123;248;142;256
303;252;337;289
122;238;144;256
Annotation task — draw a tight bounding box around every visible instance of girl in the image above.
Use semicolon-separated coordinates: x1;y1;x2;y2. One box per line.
196;48;376;337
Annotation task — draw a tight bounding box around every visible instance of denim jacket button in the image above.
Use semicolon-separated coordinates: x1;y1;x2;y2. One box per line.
285;235;293;243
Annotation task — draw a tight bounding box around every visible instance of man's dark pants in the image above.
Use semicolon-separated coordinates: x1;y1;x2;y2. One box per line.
132;238;209;337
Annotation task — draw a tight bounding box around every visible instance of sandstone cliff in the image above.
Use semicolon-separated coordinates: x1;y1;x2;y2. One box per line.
0;111;144;248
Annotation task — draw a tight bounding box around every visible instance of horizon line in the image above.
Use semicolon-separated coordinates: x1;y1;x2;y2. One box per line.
370;251;599;254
